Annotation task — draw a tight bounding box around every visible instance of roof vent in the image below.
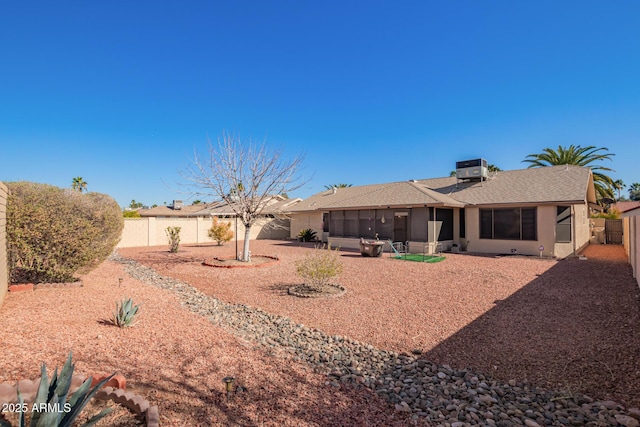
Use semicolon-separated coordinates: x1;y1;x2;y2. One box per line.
455;159;488;181
172;200;183;210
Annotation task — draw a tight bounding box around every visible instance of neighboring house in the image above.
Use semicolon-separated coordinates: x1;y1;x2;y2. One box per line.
194;195;301;240
137;200;220;218
289;161;597;258
119;196;300;248
622;206;640;288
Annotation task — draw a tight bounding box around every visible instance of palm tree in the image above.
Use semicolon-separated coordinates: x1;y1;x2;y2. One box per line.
324;183;352;190
630;182;640;201
71;177;87;193
613;179;625;201
523;145;615;200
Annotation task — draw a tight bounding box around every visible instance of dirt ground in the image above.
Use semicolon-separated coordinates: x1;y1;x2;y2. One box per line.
120;241;640;408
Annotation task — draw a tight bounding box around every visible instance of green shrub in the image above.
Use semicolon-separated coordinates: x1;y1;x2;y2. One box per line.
8;352;114;427
591;208;621;219
111;297;140;328
123;210;141;218
297;228;318;242
166;226;181;252
6;182;123;284
295;245;343;291
208;216;234;245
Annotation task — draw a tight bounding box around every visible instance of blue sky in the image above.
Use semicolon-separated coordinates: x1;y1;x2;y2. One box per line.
1;1;638;207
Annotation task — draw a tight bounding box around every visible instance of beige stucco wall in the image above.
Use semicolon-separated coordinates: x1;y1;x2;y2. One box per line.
634;216;640;288
465;204;588;258
623;216;630;255
0;182;7;307
624;214;640;288
118;216;290;248
290;212;323;239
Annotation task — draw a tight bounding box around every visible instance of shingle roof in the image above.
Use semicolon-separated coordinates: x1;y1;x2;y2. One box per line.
290;165;594;212
138;203;217;217
420;165;594;206
195;196;301;216
613;201;640;213
291;181;464;211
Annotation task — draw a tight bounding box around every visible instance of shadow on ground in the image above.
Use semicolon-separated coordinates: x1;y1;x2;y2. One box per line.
424;245;640;407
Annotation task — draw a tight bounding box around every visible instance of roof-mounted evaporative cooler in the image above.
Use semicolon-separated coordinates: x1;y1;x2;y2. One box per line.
455;159;488;181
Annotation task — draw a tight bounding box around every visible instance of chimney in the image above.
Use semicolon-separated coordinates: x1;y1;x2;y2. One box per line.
172;200;183;210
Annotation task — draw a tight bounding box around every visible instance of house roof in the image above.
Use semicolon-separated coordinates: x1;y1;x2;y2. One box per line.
419;165;594;206
291;181;464;212
290;165;595;212
193;196;302;217
612;201;640;213
138;202;218;217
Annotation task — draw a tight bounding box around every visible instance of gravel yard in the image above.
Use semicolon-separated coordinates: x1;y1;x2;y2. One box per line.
119;241;640;408
1;240;639;426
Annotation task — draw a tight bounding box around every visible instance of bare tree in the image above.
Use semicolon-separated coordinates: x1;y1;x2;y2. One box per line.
183;132;305;261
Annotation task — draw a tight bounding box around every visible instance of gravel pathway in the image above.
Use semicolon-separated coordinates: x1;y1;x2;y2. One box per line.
113;249;640;426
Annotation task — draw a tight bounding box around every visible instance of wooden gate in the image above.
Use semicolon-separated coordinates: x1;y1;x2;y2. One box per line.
605;219;623;244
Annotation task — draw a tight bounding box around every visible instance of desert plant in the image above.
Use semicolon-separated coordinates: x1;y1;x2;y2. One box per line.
165;226;181;252
111;297;140;328
297;228;317;242
591;208;621;220
207;217;234;246
295;245;343;291
122;210;141;218
3;352;114;427
6;182;123;284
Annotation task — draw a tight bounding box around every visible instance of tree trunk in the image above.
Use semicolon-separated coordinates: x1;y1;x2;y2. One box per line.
242;225;252;261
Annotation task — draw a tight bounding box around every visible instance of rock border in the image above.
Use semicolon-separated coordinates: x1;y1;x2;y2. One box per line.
112;252;640;426
0;375;158;427
202;255;280;269
287;283;346;298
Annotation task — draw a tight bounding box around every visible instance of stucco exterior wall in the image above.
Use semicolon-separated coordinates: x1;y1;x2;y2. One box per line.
465;204;587;258
290;212;323;239
624;214;640;288
0;182;7;307
117;216;290;248
623;216;630;256
634;216;640;288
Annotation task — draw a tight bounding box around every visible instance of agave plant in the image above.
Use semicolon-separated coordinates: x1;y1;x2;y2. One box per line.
297;228;317;242
111;298;140;328
0;352;114;427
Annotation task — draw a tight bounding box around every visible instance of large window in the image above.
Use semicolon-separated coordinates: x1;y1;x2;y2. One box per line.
436;208;454;241
343;210;359;237
556;206;571;243
479;207;537;241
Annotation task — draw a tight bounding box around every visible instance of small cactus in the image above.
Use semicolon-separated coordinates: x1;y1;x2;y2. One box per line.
165;226;181;252
111;298;140;328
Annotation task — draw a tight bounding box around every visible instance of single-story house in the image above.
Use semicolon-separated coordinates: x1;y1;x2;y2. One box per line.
289;161;597;258
194;195;301;240
137;200;222;218
119;196;301;248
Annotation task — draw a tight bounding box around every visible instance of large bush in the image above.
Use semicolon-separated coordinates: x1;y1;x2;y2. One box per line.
7;182;124;283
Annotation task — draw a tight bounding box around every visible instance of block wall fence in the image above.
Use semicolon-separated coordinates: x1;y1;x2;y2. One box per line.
117;216;290;248
0;182;8;307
